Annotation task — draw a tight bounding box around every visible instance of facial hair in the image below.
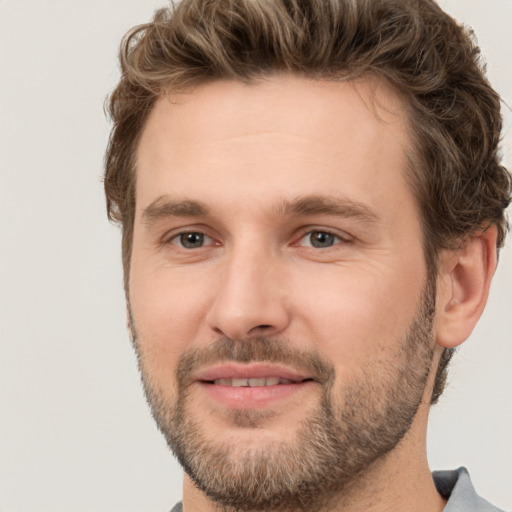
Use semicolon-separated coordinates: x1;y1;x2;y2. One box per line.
131;280;436;512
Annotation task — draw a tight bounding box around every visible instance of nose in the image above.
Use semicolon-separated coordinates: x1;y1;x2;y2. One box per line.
206;243;291;340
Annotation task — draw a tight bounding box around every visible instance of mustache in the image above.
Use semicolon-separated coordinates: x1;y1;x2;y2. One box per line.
176;337;334;388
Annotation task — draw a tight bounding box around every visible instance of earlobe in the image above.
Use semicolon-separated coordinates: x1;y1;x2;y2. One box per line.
435;225;498;349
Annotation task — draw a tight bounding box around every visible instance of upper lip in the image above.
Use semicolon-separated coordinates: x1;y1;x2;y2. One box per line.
193;363;313;383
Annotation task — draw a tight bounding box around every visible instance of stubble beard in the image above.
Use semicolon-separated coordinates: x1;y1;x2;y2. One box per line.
131;281;436;512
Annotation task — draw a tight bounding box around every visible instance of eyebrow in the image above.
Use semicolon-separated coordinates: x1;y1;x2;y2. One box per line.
277;195;380;224
142;196;209;223
141;194;380;225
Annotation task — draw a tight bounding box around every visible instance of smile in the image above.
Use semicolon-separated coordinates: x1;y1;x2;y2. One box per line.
194;363;317;408
212;377;301;386
194;362;314;385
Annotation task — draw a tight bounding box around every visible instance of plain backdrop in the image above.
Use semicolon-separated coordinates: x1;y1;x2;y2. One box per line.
0;1;510;511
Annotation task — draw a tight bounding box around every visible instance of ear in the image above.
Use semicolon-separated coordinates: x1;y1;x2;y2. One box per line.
435;225;498;348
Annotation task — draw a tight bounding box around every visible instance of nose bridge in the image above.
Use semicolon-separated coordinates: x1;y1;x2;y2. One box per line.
206;236;289;339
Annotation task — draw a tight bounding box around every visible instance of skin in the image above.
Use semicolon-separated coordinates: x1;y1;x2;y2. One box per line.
129;75;497;511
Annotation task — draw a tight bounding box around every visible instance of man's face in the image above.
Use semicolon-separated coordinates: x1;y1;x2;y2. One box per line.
130;76;437;510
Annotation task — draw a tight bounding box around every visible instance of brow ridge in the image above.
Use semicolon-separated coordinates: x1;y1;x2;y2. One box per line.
142;196;209;223
278;195;380;223
141;194;380;225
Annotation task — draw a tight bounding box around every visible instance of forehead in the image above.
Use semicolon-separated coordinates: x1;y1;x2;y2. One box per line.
135;75;415;222
140;75;410;151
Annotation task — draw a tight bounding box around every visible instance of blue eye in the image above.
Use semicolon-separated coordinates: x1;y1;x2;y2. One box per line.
172;232;211;249
300;230;341;248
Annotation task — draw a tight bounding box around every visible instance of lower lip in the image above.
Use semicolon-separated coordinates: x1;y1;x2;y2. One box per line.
198;381;315;409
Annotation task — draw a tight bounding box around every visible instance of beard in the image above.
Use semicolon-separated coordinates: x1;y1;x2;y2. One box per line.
131;279;436;512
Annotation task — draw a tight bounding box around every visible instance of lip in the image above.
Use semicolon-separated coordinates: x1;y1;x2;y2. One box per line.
193;363;316;409
193;362;313;383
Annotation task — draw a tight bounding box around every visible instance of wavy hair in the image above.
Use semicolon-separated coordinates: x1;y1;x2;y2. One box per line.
104;0;511;403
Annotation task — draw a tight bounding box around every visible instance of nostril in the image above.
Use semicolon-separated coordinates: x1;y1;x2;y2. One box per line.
247;324;274;335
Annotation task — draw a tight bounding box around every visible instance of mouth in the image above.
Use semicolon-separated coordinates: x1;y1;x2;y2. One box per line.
209;376;311;387
193;363;317;409
195;362;315;385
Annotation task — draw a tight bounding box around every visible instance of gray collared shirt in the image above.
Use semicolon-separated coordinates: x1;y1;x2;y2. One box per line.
433;467;505;512
170;467;505;511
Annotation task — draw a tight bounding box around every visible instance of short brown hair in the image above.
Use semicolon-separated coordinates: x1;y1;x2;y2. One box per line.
104;0;511;402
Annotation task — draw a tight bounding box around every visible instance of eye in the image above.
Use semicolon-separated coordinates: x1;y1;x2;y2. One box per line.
170;231;213;249
298;230;343;248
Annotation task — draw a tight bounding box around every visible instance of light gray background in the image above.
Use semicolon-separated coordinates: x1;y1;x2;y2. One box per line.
0;1;510;511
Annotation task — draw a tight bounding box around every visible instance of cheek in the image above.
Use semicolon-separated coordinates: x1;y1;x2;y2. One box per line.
129;259;215;378
289;263;425;361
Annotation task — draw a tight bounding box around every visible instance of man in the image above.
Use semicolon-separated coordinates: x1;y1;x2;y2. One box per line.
104;0;511;510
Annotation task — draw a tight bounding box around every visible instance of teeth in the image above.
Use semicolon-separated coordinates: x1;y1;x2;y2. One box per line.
248;378;266;386
212;377;298;387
